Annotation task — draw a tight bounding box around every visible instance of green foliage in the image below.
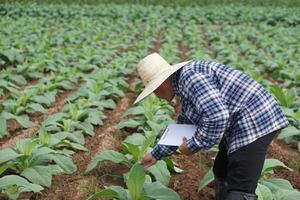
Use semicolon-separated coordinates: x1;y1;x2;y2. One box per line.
87;163;181;200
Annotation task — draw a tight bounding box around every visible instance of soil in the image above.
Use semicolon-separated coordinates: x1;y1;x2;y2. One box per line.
268;140;300;190
178;41;190;61
150;29;164;53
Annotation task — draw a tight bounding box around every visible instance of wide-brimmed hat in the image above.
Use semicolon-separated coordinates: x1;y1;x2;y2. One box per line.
133;52;191;104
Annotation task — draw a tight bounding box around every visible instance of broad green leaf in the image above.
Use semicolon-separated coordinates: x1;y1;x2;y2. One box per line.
15;138;37;155
127;163;145;200
42;112;67;126
274;189;300;200
21;166;52;187
99;99;116;109
124;134;146;146
54;131;85;145
32;95;52;106
10;75;26;85
260;178;294;192
78;121;94;136
147;160;171;186
144;181;181;200
87;186;128;200
198;168;214;191
116;119;141;130
28;103;47;113
277;126;300;140
0;116;7;137
123;142;140;161
0;148;20;164
0;175;44;192
31;147;55;162
85;150;130;173
87;111;103;125
47;154;77;174
256;183;274;200
124;106;144;116
15;115;34;128
261;159;292;176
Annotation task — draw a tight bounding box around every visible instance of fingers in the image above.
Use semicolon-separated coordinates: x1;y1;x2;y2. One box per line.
140;153;157;169
182;137;188;143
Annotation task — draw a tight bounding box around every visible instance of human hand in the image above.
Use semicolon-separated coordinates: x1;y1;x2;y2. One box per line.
140;153;157;168
179;137;193;155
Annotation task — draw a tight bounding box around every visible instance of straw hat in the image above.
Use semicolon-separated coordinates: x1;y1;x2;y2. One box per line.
134;52;191;104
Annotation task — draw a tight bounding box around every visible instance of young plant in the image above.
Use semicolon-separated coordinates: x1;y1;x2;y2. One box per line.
87;163;181;200
85;133;171;186
0;138;77;188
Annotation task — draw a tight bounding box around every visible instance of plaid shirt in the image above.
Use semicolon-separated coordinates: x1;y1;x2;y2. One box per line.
151;60;289;160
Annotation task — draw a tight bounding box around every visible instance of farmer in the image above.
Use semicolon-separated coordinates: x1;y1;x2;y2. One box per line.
135;53;289;200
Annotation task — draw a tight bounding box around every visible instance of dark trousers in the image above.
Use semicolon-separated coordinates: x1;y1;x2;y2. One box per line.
213;131;277;193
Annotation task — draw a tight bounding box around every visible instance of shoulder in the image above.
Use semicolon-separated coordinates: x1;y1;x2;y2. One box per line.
179;60;213;84
180;60;214;77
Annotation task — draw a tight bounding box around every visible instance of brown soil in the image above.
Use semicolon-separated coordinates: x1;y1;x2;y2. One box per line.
0;81;83;150
150;29;164;53
171;153;215;200
178;41;190;61
33;77;137;200
268;140;300;190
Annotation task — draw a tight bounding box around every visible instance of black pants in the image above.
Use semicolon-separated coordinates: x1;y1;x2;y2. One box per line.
213;131;277;193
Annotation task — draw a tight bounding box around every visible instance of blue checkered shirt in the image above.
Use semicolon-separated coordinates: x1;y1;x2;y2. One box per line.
151;60;290;160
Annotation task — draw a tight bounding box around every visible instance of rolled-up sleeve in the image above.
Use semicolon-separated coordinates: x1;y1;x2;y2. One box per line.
180;70;229;153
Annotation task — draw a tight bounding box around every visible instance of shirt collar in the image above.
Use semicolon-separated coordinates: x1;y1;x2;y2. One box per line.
171;68;181;96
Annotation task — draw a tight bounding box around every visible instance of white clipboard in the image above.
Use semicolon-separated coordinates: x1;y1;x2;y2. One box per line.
157;124;197;146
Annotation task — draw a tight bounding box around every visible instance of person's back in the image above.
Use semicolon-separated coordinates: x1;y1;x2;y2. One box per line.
176;60;289;153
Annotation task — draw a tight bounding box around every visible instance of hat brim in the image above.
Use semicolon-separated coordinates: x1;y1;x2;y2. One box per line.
133;60;192;104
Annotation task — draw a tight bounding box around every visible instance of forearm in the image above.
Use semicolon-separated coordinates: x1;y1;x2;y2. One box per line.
150;144;178;160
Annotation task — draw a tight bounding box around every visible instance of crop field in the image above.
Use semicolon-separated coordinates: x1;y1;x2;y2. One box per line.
0;2;300;200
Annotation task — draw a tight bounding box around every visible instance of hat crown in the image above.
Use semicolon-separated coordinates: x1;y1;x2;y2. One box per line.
136;53;171;85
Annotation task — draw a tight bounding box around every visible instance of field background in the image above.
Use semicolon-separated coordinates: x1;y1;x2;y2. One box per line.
0;0;299;200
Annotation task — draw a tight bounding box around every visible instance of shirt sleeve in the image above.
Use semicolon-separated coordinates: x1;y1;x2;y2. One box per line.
179;70;229;153
150;145;178;160
177;113;192;124
150;112;191;160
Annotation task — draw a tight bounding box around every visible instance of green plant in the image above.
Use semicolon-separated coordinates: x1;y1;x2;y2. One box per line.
0;175;43;200
0;138;77;188
85;133;171;186
87;163;181;200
